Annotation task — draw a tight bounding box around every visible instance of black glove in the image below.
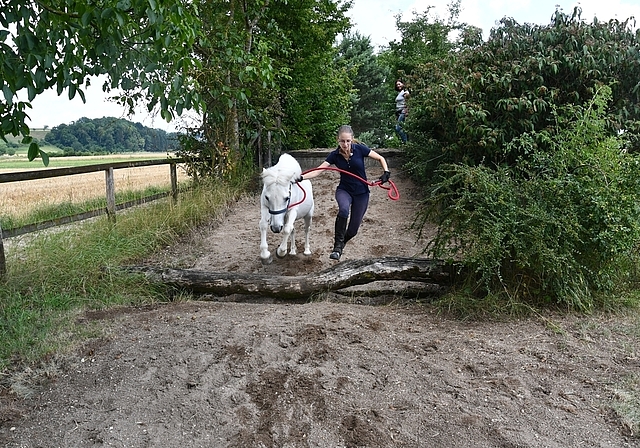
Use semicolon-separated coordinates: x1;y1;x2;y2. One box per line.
379;170;391;184
295;175;303;182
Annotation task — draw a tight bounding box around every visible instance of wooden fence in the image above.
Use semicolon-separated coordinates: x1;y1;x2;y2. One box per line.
0;158;184;276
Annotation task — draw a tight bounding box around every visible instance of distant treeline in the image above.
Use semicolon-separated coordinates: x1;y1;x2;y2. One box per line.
44;117;179;154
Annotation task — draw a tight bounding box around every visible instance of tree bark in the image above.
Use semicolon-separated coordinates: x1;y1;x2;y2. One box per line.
122;257;461;300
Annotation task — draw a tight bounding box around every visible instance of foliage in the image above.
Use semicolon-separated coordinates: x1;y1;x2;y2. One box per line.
0;176;250;370
0;0;202;164
44;117;177;154
335;32;390;147
385;2;462;78
177;0;352;176
374;1;465;146
420;87;640;309
272;0;353;150
405;8;640;184
0;144;16;156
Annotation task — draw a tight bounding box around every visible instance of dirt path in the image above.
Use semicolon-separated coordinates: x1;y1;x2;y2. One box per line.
1;152;639;447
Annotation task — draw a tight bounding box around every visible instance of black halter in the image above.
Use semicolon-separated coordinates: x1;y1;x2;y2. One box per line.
267;183;292;215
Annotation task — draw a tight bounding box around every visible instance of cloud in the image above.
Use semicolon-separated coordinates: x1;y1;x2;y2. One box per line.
345;0;406;48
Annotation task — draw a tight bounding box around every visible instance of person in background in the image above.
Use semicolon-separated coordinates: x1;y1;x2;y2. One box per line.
394;79;409;144
300;125;390;261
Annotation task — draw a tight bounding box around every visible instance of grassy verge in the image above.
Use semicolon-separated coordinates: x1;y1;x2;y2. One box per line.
0;174;252;372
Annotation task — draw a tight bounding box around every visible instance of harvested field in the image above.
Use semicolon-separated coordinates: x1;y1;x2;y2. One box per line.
0;163;189;219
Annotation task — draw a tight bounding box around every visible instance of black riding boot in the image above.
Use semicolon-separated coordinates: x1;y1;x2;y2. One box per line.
330;216;348;260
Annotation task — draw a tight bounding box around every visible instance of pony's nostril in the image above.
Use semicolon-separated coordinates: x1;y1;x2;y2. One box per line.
271;226;282;233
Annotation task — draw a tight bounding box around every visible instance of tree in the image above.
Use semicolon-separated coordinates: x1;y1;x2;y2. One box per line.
44;117;173;153
374;1;464;146
383;2;462;80
178;0;284;178
0;0;203;165
335;32;390;147
272;0;353;150
177;0;353;179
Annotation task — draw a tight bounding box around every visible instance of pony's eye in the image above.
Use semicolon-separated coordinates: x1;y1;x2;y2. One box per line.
264;196;269;202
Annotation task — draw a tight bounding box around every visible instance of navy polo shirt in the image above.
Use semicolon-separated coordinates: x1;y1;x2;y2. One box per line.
325;143;371;196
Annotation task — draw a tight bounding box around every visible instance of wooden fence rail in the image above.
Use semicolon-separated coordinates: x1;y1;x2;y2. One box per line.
0;157;185;277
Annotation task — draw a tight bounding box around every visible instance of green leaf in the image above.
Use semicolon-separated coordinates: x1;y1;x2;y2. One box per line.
81;10;92;26
101;8;114;19
2;85;13;104
34;67;46;89
40;148;50;166
25;32;36;50
27;142;39;161
27;84;36;101
20;5;31;21
1;119;13;133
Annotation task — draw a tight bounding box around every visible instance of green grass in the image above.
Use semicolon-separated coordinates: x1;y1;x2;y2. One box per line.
2;128;50;142
0;173;252;372
610;374;640;436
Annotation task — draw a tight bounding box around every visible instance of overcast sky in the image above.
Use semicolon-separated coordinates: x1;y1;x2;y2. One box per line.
25;0;640;132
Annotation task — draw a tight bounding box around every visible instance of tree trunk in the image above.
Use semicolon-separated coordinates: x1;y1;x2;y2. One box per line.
122;257;461;300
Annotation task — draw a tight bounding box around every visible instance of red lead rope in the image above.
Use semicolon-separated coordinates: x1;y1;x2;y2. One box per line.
289;166;400;209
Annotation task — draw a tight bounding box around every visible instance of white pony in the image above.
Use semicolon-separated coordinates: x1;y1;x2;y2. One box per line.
259;153;314;264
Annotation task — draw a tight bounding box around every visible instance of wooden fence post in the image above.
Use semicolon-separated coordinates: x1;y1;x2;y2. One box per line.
0;223;6;279
170;163;178;204
105;167;116;223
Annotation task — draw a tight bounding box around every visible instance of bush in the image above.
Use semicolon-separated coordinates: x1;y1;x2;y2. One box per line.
421;87;640;310
405;9;640;187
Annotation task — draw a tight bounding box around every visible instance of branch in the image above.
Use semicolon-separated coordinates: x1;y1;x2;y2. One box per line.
34;0;81;18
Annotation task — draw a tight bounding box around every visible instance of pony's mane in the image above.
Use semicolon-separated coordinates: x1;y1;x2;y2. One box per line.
261;153;302;186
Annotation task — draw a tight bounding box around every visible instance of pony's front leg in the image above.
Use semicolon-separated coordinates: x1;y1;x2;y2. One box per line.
259;214;272;264
303;214;312;256
288;227;298;255
276;211;297;258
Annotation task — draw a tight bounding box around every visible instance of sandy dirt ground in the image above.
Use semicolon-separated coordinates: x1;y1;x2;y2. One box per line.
1;150;639;447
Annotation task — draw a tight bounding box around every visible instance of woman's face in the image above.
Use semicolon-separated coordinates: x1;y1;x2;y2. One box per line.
338;132;353;153
396;81;404;90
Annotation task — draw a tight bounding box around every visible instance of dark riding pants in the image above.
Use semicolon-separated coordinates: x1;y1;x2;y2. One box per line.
335;189;369;241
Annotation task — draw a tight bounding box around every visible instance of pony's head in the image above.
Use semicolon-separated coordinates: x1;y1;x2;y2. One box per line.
261;153;302;233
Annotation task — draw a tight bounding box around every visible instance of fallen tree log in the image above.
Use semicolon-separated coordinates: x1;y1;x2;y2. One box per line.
121;257;462;300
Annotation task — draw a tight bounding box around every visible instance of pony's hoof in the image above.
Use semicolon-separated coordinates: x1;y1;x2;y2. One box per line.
261;255;273;265
303;250;312;256
276;249;287;258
